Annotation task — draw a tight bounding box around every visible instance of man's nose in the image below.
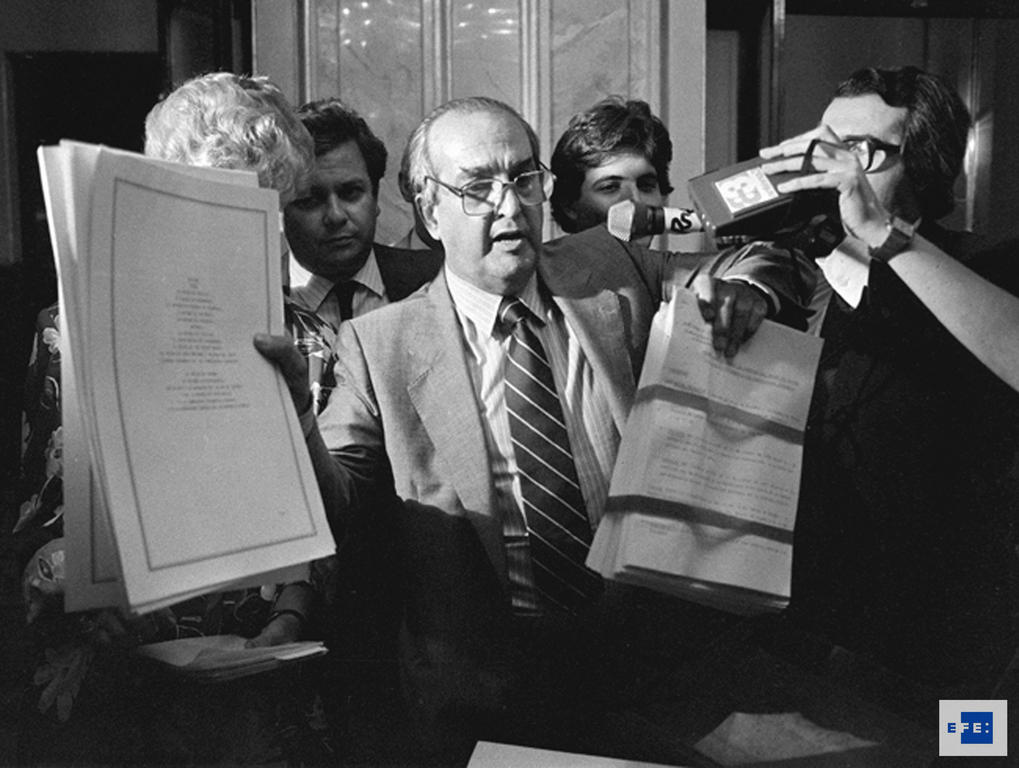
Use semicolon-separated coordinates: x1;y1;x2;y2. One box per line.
622;183;655;206
323;194;347;225
494;182;522;217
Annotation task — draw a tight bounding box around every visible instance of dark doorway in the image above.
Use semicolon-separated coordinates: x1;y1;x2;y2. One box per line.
159;0;252;86
0;51;162;521
9;51;163;299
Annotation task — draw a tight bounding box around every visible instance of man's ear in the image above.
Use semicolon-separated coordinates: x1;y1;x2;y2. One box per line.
416;192;441;240
561;202;579;225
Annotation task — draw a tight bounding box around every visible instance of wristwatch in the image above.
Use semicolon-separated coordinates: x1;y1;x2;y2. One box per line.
868;215;917;263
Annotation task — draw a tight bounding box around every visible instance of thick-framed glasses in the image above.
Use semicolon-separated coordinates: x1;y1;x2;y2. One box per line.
843;135;901;173
426;164;554;216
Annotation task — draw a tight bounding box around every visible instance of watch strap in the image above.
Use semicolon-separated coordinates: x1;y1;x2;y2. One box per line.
868;216;916;263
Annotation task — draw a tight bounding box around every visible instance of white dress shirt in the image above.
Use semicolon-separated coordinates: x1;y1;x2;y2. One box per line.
288;248;389;328
445;267;619;612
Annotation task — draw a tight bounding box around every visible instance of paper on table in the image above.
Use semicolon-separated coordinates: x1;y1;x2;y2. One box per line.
468;741;688;767
134;635;327;682
589;289;822;613
695;712;878;765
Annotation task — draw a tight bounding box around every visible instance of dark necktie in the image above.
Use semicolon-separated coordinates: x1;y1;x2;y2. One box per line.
499;296;602;611
333;280;358;322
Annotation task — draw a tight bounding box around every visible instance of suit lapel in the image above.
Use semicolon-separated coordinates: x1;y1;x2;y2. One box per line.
404;271;507;579
540;257;636;432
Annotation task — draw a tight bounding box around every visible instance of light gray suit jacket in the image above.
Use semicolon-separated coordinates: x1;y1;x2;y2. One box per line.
313;225;810;584
307;224;810;735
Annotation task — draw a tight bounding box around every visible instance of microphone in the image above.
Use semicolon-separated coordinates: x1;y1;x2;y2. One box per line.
607;200;704;241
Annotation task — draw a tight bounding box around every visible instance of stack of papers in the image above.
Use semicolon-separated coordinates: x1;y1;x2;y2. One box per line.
38;141;336;615
134;635;327;682
587;289;822;614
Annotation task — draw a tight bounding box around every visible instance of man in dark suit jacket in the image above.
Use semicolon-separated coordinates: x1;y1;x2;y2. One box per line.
259;96;813;763
283;98;442;409
759;66;1019;694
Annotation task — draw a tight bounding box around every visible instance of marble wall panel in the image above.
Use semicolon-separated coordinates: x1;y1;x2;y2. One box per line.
450;0;521;108
300;0;682;245
550;0;631;137
314;1;341;97
626;1;657;108
310;0;425;245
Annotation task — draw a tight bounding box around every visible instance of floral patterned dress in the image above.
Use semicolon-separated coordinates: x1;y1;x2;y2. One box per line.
12;302;336;767
15;305;63;539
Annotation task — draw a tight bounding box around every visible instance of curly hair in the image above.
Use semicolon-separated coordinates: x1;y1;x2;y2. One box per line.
835;66;971;220
296;98;388;197
550;96;673;232
403;96;541;210
143;72;313;201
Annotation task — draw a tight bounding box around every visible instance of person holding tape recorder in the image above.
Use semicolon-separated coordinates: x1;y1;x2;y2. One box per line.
759;65;1019;694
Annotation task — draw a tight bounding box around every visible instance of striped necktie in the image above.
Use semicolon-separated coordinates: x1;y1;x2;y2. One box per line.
499;296;602;611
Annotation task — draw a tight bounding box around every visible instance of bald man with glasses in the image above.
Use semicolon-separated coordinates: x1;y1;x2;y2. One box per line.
258;95;813;762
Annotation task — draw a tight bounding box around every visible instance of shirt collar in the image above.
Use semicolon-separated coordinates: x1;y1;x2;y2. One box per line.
817;215;924;309
351;248;385;298
444;266;546;338
293;247;385;312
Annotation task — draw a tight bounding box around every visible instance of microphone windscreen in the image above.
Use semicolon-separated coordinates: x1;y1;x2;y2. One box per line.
607;200;642;240
607;200;703;241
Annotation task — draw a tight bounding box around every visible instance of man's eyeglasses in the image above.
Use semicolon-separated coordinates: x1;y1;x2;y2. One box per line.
426;165;554;216
843;135;901;173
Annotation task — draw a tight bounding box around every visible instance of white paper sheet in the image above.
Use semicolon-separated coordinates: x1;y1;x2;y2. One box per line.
588;289;822;613
695;712;878;765
468;740;687;768
134;635;327;681
39;142;334;614
39;145;122;610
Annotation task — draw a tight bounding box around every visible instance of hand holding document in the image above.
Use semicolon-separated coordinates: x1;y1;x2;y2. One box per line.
587;289;822;614
38;141;335;615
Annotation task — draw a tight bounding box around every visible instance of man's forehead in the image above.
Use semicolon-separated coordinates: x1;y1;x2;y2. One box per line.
433;105;523;133
314;140;369;177
586;150;657;178
822;94;907;142
430;109;534;173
